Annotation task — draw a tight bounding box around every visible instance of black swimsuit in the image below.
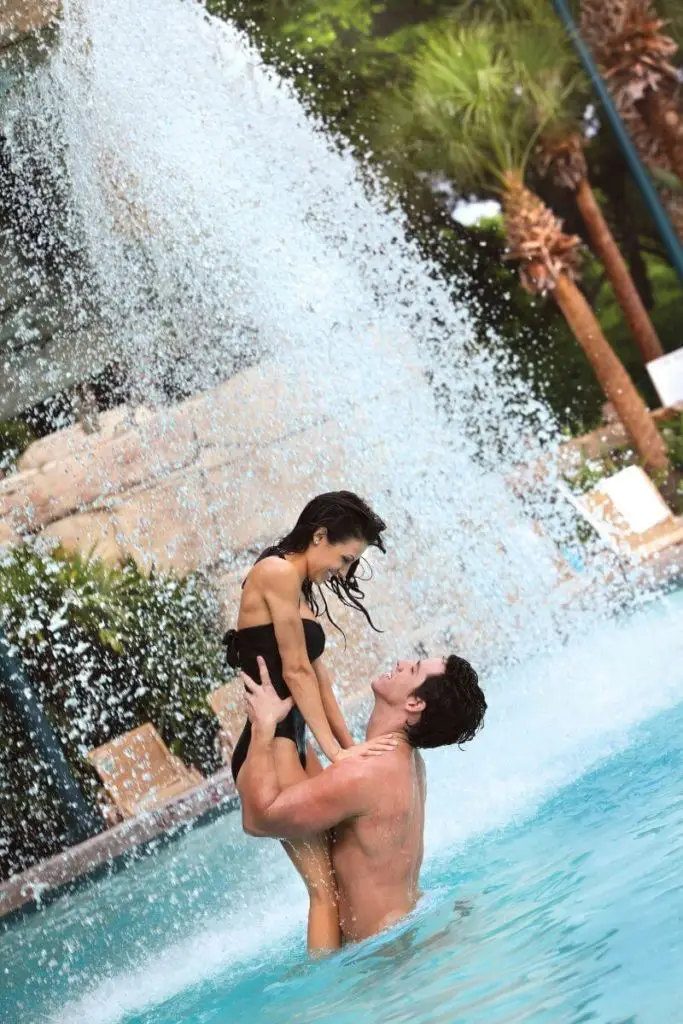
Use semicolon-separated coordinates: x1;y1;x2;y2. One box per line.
228;619;326;782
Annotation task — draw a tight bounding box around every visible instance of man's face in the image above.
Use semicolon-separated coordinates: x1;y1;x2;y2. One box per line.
372;656;445;707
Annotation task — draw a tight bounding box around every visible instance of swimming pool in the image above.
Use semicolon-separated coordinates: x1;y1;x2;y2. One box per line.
2;591;682;1024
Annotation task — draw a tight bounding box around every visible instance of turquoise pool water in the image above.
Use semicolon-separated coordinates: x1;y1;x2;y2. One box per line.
140;699;683;1024
2;593;682;1023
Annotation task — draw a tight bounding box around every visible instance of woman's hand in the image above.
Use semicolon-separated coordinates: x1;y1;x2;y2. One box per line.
332;734;401;762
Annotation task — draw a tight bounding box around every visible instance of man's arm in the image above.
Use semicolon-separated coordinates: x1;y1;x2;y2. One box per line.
238;655;396;838
239;723;372;838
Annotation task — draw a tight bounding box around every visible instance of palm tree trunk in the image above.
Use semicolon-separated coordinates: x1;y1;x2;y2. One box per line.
608;170;654;308
553;273;669;471
638;91;683;185
575;177;664;363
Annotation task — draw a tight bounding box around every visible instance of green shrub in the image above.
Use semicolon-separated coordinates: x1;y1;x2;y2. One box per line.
0;419;35;475
562;450;634;495
660;412;683;472
0;545;232;879
561;412;683;525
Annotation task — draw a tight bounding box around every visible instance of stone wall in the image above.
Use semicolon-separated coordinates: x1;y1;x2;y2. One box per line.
0;362;335;569
0;0;58;47
0;362;407;695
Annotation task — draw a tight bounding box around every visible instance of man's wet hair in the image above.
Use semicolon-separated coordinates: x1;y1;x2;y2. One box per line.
405;654;486;749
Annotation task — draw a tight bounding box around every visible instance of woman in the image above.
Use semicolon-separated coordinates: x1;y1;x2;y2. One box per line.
225;491;391;954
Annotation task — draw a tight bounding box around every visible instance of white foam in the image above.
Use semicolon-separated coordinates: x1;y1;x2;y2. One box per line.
53;895;304;1024
425;590;683;854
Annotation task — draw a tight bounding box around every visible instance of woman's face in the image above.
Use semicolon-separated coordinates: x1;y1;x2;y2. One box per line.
308;532;367;586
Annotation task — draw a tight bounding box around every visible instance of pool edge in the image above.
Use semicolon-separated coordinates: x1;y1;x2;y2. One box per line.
0;769;240;929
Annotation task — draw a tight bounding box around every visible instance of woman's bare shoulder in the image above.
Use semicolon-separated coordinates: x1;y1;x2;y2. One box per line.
248;556;299;589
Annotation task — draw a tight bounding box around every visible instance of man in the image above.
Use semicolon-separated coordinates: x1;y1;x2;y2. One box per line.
238;653;487;944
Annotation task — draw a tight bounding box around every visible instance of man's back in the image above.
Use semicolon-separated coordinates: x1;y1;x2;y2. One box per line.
331;747;426;943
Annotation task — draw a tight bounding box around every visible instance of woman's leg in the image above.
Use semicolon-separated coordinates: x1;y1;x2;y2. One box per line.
273;737;340;955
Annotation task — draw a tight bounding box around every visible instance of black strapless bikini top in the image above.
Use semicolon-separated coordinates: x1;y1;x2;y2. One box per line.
223;620;325;702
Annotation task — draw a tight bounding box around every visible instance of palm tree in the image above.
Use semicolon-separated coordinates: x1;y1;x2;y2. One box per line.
536;132;667;363
384;24;669;470
580;0;683;184
502;11;665;363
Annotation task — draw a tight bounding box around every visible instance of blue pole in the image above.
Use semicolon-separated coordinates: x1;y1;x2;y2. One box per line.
0;630;101;844
551;0;683;285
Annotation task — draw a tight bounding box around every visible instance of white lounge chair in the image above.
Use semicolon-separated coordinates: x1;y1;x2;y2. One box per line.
563;465;683;559
87;723;203;820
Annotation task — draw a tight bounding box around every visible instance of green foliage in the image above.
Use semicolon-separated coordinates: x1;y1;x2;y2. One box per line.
660;412;683;472
659;0;683;48
561;412;683;517
209;0;415;146
376;0;593;193
0;546;230;879
211;0;681;435
383;24;537;188
562;450;633;495
0;418;35;475
569;253;683;417
649;165;683;195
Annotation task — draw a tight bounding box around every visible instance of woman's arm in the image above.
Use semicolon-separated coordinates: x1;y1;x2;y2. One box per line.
311;657;355;750
260;560;343;762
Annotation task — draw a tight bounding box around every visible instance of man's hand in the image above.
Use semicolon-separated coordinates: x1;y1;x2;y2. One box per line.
242;656;293;735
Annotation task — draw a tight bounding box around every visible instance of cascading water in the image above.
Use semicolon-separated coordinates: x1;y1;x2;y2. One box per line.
3;0;622;673
1;2;682;1022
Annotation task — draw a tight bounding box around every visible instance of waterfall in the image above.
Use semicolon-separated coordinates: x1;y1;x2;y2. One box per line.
3;0;619;674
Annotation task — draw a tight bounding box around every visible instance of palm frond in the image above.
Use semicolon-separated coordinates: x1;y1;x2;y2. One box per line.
506;14;587;124
412;27;510;127
405;24;533;186
380;12;591;192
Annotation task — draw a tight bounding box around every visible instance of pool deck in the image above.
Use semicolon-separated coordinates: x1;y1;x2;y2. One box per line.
0;766;239;926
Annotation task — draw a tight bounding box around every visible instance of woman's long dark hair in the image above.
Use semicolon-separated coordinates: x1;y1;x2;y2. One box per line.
258;490;386;632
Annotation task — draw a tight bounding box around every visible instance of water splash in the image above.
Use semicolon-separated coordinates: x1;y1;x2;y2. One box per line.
3;0;629;676
0;5;681;1021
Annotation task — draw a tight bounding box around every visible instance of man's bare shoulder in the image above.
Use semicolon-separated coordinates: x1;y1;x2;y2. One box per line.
329;755;378;787
338;749;412;804
323;753;390;804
